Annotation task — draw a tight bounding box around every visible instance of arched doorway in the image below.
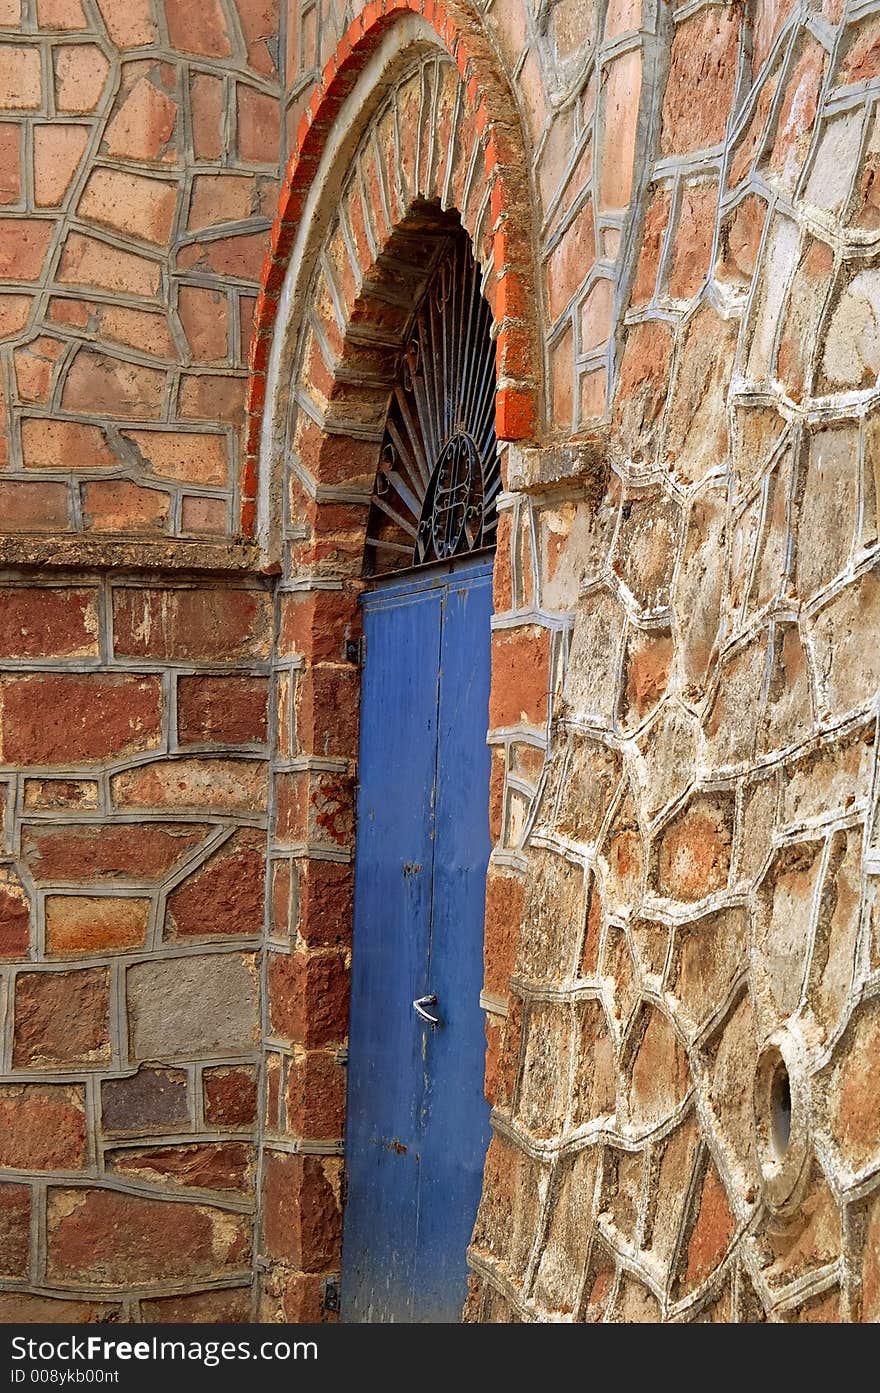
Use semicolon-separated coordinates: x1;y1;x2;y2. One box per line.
341;227;497;1321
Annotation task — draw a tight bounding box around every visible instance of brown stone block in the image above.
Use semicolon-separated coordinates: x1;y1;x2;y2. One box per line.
180;496;227;536
0;1182;31;1277
599;49;641;208
127;952;259;1059
21;417;119;471
36;0;87;30
140;1286;252;1322
13;969;110;1068
0;47;42;110
122;429;229;486
203;1064;257;1126
57;232;161;297
0;218;53;280
190;73;224;159
655;792;734;903
45;895;151;956
177;674;268;746
102;1066;189;1134
178;230;267;281
0;292;32;335
178;285;229;361
267;948;348;1048
14;334;66;404
0;586;98;659
489;625;551;729
0;867;30;958
667;183;718;300
0;672;162;766
188;174;255;230
112;584;272;661
178;373;245;424
54;45;110;113
106;1141;254;1193
295;859;353;949
165;828;265;940
295;664;359;757
81;479;171;533
23;778;98;811
285;1050;345;1139
261;1151;342;1270
164;0;233;56
24;822;207;884
33;124;88;206
103;77;176;161
660;6;740;156
63;348;165;417
0;479;69;532
235;86;278;163
233;0;278;76
0;1083;86;1168
0;123;21;204
46;1188;251;1284
110;757;268;813
483;870;523;998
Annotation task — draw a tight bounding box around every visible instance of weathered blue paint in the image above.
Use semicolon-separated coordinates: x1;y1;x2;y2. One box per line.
341;559;493;1323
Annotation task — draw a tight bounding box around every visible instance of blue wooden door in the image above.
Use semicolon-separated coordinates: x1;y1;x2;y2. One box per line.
341;559;493;1322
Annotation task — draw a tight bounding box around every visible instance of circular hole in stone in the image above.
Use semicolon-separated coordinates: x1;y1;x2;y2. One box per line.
770;1057;792;1161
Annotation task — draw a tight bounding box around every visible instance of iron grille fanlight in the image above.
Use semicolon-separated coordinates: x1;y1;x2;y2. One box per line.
364;229;498;575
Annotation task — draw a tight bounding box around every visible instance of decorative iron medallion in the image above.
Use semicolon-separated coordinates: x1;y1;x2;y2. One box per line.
364;228;498;575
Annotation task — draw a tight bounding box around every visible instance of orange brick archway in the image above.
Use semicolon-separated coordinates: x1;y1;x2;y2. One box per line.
241;0;540;537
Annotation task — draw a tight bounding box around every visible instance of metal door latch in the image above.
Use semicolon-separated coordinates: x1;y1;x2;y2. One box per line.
413;993;439;1026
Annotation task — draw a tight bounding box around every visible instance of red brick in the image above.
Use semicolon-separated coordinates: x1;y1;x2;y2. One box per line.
285;1050;345;1139
0;1184;31;1277
262;1151;342;1269
0;123;21;204
0;673;162;765
0;293;32;335
13;969;110;1067
660;7;740;156
46;1188;250;1284
235;0;279;75
483;870;524;998
95;0;155;47
680;1162;736;1293
45;896;151;955
36;0;87;28
237;84;280;162
58;231;161;297
0;1293;121;1322
0;869;30;959
14;334;66;403
181;496;228;536
112;585;272;660
296;858;353;948
0;47;42;109
190;73;224;159
165;828;265;939
177;674;269;745
178;230;267;280
203;1065;258;1126
178;284;229;361
0;587;98;658
106;1141;253;1193
0;1084;86;1168
268;949;348;1047
295;664;359;756
179;373;246;424
110;757;267;813
33;124;88;206
0;219;53;280
81;480;171;534
104;78;176;161
62;348;165;417
489;626;551;729
120;428;229;486
278;588;360;663
55;45;110;113
164;0;232;55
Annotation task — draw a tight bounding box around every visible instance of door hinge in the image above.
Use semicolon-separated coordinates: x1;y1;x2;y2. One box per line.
322;1276;341;1314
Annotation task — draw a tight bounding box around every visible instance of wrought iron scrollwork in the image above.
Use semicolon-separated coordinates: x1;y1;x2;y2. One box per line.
364;229;498;575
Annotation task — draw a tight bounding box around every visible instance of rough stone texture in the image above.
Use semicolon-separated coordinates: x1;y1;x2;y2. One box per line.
0;0;879;1330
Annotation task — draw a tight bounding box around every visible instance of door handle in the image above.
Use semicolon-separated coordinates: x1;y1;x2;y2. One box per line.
413;993;439;1026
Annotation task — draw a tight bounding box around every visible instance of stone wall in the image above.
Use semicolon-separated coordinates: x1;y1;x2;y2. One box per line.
2;0;880;1323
